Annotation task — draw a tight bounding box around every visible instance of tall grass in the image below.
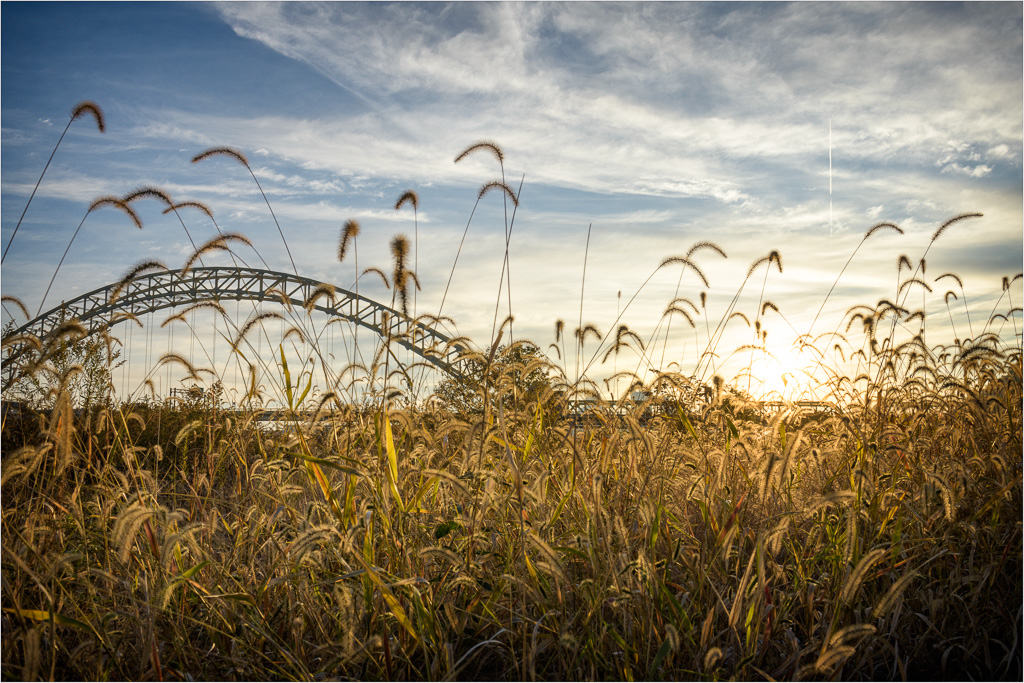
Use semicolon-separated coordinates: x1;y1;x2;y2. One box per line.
2;122;1021;681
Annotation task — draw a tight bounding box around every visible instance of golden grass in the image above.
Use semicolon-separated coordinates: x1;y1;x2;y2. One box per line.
2;126;1021;681
5;288;1019;681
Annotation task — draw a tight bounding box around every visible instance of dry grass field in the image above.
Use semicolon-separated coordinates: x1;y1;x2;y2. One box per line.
2;119;1021;680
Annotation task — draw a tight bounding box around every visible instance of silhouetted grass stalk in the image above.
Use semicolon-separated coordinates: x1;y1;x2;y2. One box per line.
3;101;105;265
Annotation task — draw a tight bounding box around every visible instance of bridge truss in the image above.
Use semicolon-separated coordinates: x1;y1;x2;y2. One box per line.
10;266;469;380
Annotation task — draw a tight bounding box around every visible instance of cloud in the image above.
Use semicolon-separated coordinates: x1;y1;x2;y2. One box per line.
987;143;1015;160
206;2;1020;212
941;163;993;178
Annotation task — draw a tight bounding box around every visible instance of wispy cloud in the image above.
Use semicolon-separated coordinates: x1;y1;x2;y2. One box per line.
3;1;1020;391
199;1;1022;225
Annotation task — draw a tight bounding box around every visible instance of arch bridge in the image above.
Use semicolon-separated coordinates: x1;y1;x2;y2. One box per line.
10;266;469;380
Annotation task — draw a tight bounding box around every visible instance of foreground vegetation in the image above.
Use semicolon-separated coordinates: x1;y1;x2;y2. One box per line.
4;295;1021;681
2;106;1021;680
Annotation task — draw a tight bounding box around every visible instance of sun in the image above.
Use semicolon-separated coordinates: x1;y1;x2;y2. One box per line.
749;342;817;400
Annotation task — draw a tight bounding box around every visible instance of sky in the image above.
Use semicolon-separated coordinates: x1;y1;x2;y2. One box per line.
2;1;1022;403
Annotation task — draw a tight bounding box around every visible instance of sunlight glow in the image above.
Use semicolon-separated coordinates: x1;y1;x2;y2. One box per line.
749;341;819;401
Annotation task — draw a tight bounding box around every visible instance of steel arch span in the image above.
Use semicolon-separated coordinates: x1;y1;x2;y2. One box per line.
11;266;469;378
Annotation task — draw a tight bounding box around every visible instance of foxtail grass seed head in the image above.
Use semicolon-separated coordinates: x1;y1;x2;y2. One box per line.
390;234;413;314
182;233;253;274
362;266;390;289
162;300;227;328
478;180;519;207
109;260;168;303
71;100;105;132
304;283;337;312
455;139;505;165
158;352;202;381
395;190;419;211
728;311;751;327
162;200;214;219
687;240;728;260
192;145;250;168
574;323;602;348
664;305;696;328
659;256;709;287
746;252;778;279
122;185;173;207
390;234;410;266
864;221;904;240
704;647;723;671
89;195;143;229
338;220;360;262
2;295;30;320
932;212;983;242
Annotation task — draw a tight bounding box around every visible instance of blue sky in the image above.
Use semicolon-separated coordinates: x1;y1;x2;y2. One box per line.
2;2;1022;402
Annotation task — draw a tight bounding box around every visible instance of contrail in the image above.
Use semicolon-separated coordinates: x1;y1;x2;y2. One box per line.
829;118;833;242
